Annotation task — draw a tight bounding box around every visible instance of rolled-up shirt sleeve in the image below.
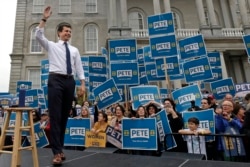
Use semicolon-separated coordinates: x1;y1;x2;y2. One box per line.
35;27;49;51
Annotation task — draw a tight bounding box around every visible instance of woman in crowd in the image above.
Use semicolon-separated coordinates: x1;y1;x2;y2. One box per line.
163;98;187;152
145;102;160;117
233;104;246;126
74;106;94;127
110;104;126;132
91;112;108;134
105;106;114;125
135;105;148;118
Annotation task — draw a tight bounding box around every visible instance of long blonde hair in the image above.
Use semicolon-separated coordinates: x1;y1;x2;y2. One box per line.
80;106;90;118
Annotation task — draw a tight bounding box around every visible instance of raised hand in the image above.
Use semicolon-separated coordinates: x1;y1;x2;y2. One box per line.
43;6;52;19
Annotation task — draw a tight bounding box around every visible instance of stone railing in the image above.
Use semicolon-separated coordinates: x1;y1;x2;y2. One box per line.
131;28;200;38
131;28;245;38
222;28;244;37
131;29;148;38
176;29;200;37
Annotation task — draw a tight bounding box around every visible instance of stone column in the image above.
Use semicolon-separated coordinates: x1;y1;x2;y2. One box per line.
120;0;128;27
195;0;211;36
153;0;161;14
228;0;240;28
109;0;117;27
219;0;232;28
163;0;171;13
120;0;131;36
238;0;250;34
108;0;120;37
206;0;221;36
219;51;228;79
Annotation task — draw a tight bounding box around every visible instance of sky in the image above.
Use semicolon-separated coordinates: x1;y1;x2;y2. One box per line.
0;1;17;92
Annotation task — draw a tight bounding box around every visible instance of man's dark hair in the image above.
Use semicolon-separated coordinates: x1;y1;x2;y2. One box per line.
57;23;72;36
188;117;199;125
245;93;250;101
202;97;211;105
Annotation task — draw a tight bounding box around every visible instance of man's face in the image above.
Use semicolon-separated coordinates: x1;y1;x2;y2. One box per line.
58;26;71;41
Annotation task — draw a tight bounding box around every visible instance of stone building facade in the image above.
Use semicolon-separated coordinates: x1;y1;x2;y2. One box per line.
8;0;250;93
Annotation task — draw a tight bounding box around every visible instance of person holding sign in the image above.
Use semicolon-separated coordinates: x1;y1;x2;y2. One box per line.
215;100;242;160
163;98;187;152
110;104;127;132
134;106;148;118
74;106;94;127
179;117;211;159
35;6;85;165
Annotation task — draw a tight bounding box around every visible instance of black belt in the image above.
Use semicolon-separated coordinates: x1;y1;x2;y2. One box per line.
49;72;73;79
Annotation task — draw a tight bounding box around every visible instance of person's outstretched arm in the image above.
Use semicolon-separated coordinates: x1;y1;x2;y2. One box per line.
35;6;52;50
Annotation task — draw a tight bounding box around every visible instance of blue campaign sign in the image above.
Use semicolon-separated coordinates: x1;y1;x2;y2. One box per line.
179;34;207;60
150;34;177;58
172;84;202;112
169;63;184;81
41;74;48;87
93;78;122;110
221;126;246;157
41;59;49;74
147;12;175;36
235;83;250;97
210;78;235;100
117;85;125;102
122;118;157;150
140;76;149;85
139;66;149;84
160;88;169;99
143;45;154;64
89;56;107;75
155;110;176;150
145;63;165;82
64;118;91;146
130;85;161;110
81;56;89;71
25;89;46;108
183;57;213;83
106;125;122;149
16;81;32;93
182;109;215;141
156;56;180;77
42;86;48;110
207;52;221;67
242;34;250;57
109;39;137;61
101;47;108;57
110;62;139;85
89;75;107;93
139;66;146;78
4;112;28;136
0;95;13;107
203;68;222;83
33;122;49;148
137;48;144;65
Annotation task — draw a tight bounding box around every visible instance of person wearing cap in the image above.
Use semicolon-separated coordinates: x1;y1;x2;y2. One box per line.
207;94;218;112
40;110;51;147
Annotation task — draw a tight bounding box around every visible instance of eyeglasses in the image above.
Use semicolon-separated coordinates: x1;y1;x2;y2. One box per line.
201;102;208;104
222;104;233;107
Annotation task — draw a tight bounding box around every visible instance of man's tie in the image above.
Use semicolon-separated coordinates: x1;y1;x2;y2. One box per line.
64;42;72;75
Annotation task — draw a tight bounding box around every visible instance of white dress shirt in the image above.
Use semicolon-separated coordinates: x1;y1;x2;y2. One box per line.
35;27;85;80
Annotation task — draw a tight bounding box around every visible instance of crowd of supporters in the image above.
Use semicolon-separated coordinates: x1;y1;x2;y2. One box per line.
1;91;250;162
